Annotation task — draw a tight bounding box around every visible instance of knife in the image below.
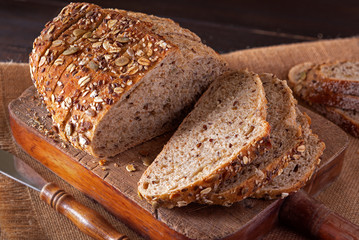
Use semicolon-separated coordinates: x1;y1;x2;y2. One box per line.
0;149;128;240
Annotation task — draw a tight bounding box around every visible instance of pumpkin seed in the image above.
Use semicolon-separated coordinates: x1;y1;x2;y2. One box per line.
116;36;130;43
88;61;99;70
52;39;64;47
115;56;129;67
63;46;79;55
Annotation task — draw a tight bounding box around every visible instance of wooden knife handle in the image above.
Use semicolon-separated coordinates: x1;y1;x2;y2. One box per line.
40;182;128;240
279;190;359;240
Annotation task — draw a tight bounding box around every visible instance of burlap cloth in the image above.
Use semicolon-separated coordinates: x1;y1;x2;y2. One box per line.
0;37;358;240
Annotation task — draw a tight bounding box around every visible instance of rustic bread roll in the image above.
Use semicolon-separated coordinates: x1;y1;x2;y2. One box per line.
196;73;302;206
30;3;228;157
254;110;325;199
138;70;271;208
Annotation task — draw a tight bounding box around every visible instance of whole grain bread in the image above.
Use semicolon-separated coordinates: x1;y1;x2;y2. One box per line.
254;110;325;199
288;61;359;111
138;70;271;208
195;73;302;206
30;3;228;157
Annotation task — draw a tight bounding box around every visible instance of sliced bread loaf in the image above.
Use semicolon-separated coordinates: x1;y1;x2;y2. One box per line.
196;73;302;206
254;110;325;199
138;70;271;208
30;3;228;157
288;62;359;111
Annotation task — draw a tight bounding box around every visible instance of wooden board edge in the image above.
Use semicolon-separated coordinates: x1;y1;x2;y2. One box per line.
8;106;189;240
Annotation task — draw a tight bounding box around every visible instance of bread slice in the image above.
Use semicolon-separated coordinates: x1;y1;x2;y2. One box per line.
30;3;228;157
288;61;359;111
138;70;271;208
311;104;359;137
196;73;302;206
254;110;325;199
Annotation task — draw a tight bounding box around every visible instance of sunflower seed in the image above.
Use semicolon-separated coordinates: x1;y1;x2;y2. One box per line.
73;29;87;37
113;87;124;94
127;66;138;75
65;123;74;136
82;31;92;38
147;48;153;57
92;42;102;48
67;63;76;73
47;24;55;34
52;39;64;47
54;58;64;66
116;36;130;43
200;187;212;195
138;57;150;66
107;19;118;28
63;46;79;55
102;41;111;51
115;56;129;67
78;76;91;87
39;56;46;67
94;97;103;103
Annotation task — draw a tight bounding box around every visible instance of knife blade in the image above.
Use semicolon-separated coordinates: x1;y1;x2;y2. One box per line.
0;149;128;240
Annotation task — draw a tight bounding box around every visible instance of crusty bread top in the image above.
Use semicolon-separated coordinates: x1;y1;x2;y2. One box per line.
30;3;183;147
138;70;271;208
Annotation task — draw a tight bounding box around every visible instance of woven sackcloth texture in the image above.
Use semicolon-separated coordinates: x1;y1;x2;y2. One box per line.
0;37;358;239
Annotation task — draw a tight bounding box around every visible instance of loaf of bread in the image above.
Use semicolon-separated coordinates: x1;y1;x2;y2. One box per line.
138;70;271;208
30;3;228;157
288;61;359;137
195;73;302;205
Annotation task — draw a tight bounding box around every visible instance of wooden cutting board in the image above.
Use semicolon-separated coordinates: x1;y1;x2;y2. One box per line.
9;86;348;240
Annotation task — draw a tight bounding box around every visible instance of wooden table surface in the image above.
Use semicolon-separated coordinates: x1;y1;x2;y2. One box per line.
0;1;358;239
1;0;358;62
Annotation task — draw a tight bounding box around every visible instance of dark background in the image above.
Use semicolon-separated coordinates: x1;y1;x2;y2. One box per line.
0;0;358;62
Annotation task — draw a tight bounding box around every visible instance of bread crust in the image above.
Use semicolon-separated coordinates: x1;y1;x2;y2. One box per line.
30;3;97;89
